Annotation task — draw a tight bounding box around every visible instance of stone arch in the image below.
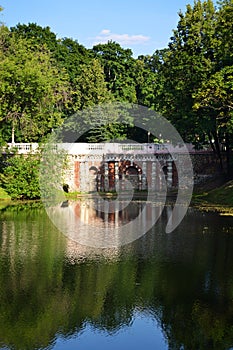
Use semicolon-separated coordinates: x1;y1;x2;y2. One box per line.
125;166;140;189
118;161;142;190
125;166;139;176
89;165;98;174
119;160;142;175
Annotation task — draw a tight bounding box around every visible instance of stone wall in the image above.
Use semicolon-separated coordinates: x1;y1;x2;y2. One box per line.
61;149;225;192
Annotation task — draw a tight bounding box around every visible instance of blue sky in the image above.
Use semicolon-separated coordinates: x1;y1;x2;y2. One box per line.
0;0;216;57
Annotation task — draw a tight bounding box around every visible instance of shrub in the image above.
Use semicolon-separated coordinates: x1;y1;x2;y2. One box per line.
0;154;41;200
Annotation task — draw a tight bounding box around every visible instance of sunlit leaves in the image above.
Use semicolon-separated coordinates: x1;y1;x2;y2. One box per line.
0;28;70;142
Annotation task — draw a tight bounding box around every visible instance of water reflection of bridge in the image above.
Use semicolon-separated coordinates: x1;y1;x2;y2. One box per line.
47;199;179;249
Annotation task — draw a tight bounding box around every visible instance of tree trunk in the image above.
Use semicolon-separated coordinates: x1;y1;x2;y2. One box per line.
11;123;15;144
225;132;231;177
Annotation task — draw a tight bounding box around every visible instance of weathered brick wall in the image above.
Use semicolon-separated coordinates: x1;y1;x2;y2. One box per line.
63;152;225;192
174;152;225;186
190;153;223;174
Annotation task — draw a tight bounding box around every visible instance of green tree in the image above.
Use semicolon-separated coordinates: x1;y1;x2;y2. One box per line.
75;58;113;110
0;28;70;142
193;65;233;172
154;1;225;151
10;22;58;52
215;0;233;68
191;0;233;170
10;24;94;116
92;41;137;102
136;51;167;111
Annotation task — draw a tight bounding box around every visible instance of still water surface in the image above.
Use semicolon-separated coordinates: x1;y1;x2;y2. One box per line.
0;201;233;350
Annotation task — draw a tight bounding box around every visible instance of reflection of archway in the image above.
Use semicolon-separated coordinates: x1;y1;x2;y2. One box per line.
89;166;98;192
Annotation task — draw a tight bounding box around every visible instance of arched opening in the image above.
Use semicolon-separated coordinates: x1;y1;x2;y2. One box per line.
89;166;98;192
118;160;143;191
63;184;69;193
162;165;168;182
125;166;139;190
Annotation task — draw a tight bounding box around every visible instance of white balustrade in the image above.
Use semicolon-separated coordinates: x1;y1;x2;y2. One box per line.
6;142;197;155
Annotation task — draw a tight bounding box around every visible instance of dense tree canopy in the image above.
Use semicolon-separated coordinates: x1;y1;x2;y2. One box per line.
0;26;70;142
0;0;232;158
0;0;232;199
92;41;137;103
149;0;233;167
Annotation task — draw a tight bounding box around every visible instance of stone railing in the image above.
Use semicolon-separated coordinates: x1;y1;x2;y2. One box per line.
7;143;39;154
56;143;194;155
5;142;207;155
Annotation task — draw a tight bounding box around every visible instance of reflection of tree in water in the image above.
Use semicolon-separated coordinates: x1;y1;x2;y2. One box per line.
0;205;233;349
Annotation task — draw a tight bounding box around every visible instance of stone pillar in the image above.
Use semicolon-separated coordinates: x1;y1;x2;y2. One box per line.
151;162;156;191
104;161;109;192
167;160;173;188
80;161;88;192
114;161;119;192
138;174;142;191
85;161;89;191
121;172;125;191
142;161;147;190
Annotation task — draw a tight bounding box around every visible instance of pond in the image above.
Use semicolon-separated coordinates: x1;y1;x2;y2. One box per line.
0;200;233;350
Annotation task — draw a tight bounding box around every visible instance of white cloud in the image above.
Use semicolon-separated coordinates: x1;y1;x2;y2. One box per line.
101;29;111;35
93;29;150;46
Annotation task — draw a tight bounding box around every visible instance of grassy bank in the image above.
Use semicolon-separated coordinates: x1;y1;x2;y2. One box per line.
192;180;233;214
0;187;11;201
1;179;233;211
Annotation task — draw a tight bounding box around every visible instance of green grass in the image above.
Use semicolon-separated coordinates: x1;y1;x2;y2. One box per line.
194;180;233;207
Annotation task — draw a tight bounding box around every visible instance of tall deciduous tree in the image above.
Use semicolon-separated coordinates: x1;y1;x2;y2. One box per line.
155;1;220;146
193;65;233;171
192;0;233;171
215;0;233;68
10;24;92;115
75;58;113;110
0;28;70;142
10;23;58;52
92;41;137;103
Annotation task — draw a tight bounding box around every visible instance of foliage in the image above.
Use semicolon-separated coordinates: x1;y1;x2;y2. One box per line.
10;22;58;52
75;58;113;110
155;0;217;141
0;27;70;142
0;153;41;199
93;41;138;103
0;1;233;166
149;0;233;169
193;65;233;132
0;186;11;200
0;205;233;349
39;141;69;202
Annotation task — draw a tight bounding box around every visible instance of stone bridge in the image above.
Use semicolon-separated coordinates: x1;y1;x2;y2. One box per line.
7;142;221;192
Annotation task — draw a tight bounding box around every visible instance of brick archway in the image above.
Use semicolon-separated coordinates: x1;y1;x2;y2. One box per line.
118;160;143;190
119;160;142;175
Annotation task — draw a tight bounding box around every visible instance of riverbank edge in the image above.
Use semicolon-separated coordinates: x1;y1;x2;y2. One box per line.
0;180;233;214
